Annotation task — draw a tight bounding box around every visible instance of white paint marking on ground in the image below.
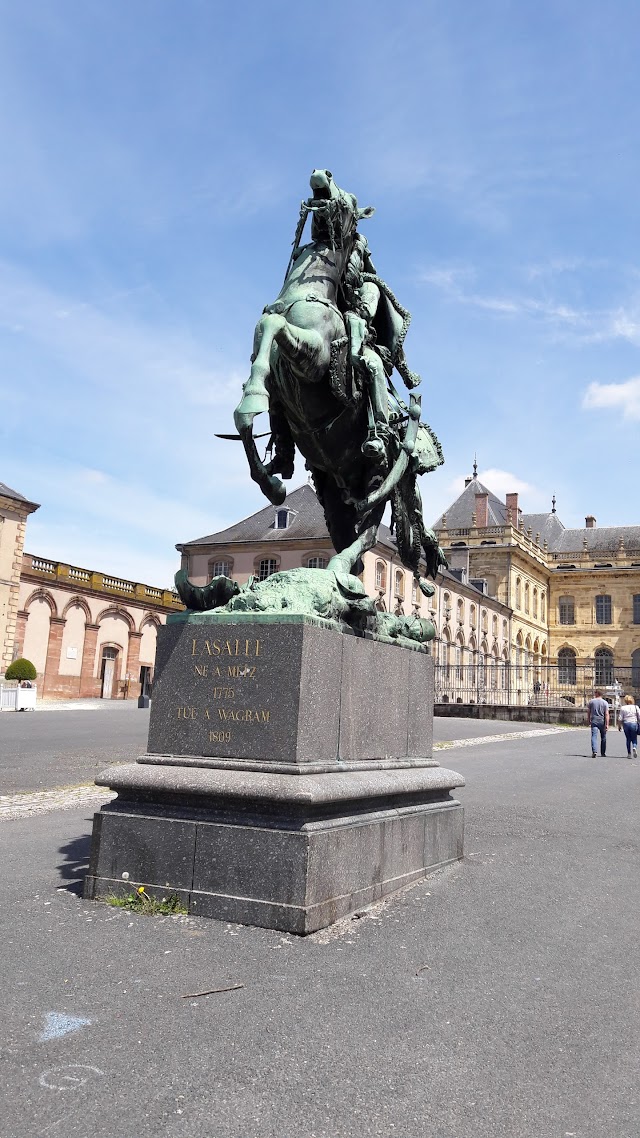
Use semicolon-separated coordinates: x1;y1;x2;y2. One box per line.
38;1064;104;1091
39;1013;91;1042
434;726;579;751
0;785;114;821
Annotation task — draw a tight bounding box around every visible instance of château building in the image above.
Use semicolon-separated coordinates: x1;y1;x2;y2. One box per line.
433;469;640;702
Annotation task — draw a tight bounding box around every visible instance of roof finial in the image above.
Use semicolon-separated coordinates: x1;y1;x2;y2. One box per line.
473;454;478;478
551;494;556;514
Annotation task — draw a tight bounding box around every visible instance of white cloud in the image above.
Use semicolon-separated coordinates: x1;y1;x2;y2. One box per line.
582;377;640;421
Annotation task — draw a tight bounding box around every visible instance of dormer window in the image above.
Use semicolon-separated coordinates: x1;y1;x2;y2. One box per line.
275;509;290;530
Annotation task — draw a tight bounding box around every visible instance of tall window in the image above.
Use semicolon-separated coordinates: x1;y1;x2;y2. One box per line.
541;592;546;622
515;578;522;609
470;604;476;628
482;609;488;633
411;579;419;605
210;559;231;578
307;556;328;569
457;598;464;624
275;509;290;530
492;615;498;638
533;589;538;619
394;570;405;599
375;560;386;591
595;647;614;685
595;595;612;625
633;595;640;624
559;597;575;625
632;648;640;688
558;647;576;685
258;558;278;581
524;583;530;614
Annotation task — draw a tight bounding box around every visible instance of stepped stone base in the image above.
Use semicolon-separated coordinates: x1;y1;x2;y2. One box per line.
85;616;464;934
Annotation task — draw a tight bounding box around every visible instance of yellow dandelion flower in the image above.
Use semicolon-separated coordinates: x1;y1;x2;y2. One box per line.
137;886;145;894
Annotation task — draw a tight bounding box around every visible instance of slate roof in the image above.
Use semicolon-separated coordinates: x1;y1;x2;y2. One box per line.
0;481;39;510
431;478;507;529
178;483;395;551
519;512;565;548
552;527;640;555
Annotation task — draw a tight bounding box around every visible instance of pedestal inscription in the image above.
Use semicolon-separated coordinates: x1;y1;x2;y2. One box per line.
147;616;434;766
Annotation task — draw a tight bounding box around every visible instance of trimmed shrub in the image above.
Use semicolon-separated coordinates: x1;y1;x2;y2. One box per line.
5;658;37;682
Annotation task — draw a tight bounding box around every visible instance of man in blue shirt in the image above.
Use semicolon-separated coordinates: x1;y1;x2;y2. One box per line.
588;689;610;757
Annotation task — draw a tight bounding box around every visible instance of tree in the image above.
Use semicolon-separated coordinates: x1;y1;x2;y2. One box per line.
5;658;37;682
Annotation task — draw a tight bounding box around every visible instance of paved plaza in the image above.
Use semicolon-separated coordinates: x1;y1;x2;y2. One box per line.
1;718;639;1137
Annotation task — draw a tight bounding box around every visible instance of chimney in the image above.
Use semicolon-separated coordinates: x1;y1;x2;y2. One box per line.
505;492;519;526
474;491;489;528
464;476;472;488
585;515;596;529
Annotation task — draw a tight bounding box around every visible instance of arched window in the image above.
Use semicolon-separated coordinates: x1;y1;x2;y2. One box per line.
502;619;508;640
595;595;612;625
457;598;464;624
515;577;522;609
558;647;576;685
533;588;538;619
559;596;575;625
375;560;386;591
595;647;614;685
481;609;488;633
469;604;476;628
209;559;232;578
394;570;405;599
541;592;546;622
492;614;498;638
258;558;278;581
524;583;530;614
307;556;329;569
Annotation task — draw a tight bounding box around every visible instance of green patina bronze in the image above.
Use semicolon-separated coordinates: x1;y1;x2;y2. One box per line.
176;170;446;646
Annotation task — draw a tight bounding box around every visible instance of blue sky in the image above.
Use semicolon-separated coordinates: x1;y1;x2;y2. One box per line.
2;1;639;586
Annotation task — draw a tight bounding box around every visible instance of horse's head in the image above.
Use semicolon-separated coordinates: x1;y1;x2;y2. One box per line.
306;169;375;252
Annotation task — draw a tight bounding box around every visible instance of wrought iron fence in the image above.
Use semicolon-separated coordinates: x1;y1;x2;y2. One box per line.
434;663;639;709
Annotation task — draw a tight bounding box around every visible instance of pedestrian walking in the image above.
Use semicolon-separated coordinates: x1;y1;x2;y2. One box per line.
587;688;610;757
617;695;640;759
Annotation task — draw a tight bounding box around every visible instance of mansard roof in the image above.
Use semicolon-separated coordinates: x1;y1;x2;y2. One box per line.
0;481;40;511
178;483;395;551
431;478;506;529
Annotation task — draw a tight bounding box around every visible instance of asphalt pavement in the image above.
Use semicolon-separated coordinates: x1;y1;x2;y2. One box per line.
1;725;639;1138
1;705;553;796
0;704;150;794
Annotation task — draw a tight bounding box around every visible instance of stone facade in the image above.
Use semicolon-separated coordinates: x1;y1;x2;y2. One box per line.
13;555;184;699
0;483;39;674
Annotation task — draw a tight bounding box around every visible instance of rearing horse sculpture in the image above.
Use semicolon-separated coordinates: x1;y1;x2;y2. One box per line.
232;169;446;597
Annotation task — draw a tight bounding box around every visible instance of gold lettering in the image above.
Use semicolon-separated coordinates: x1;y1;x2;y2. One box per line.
177;706;197;719
255;640;261;656
202;640;212;656
191;639;198;656
212;640;221;656
261;710;270;722
221;640;233;655
204;708;210;720
194;664;208;677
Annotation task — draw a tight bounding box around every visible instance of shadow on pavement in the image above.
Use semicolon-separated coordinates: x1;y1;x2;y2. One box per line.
57;829;92;896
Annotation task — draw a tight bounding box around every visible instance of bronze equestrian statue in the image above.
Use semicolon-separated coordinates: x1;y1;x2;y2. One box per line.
177;170;446;628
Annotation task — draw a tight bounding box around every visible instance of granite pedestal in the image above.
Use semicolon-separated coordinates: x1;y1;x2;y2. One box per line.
85;615;464;934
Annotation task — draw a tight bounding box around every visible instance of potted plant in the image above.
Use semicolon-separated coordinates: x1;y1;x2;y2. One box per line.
4;658;37;710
